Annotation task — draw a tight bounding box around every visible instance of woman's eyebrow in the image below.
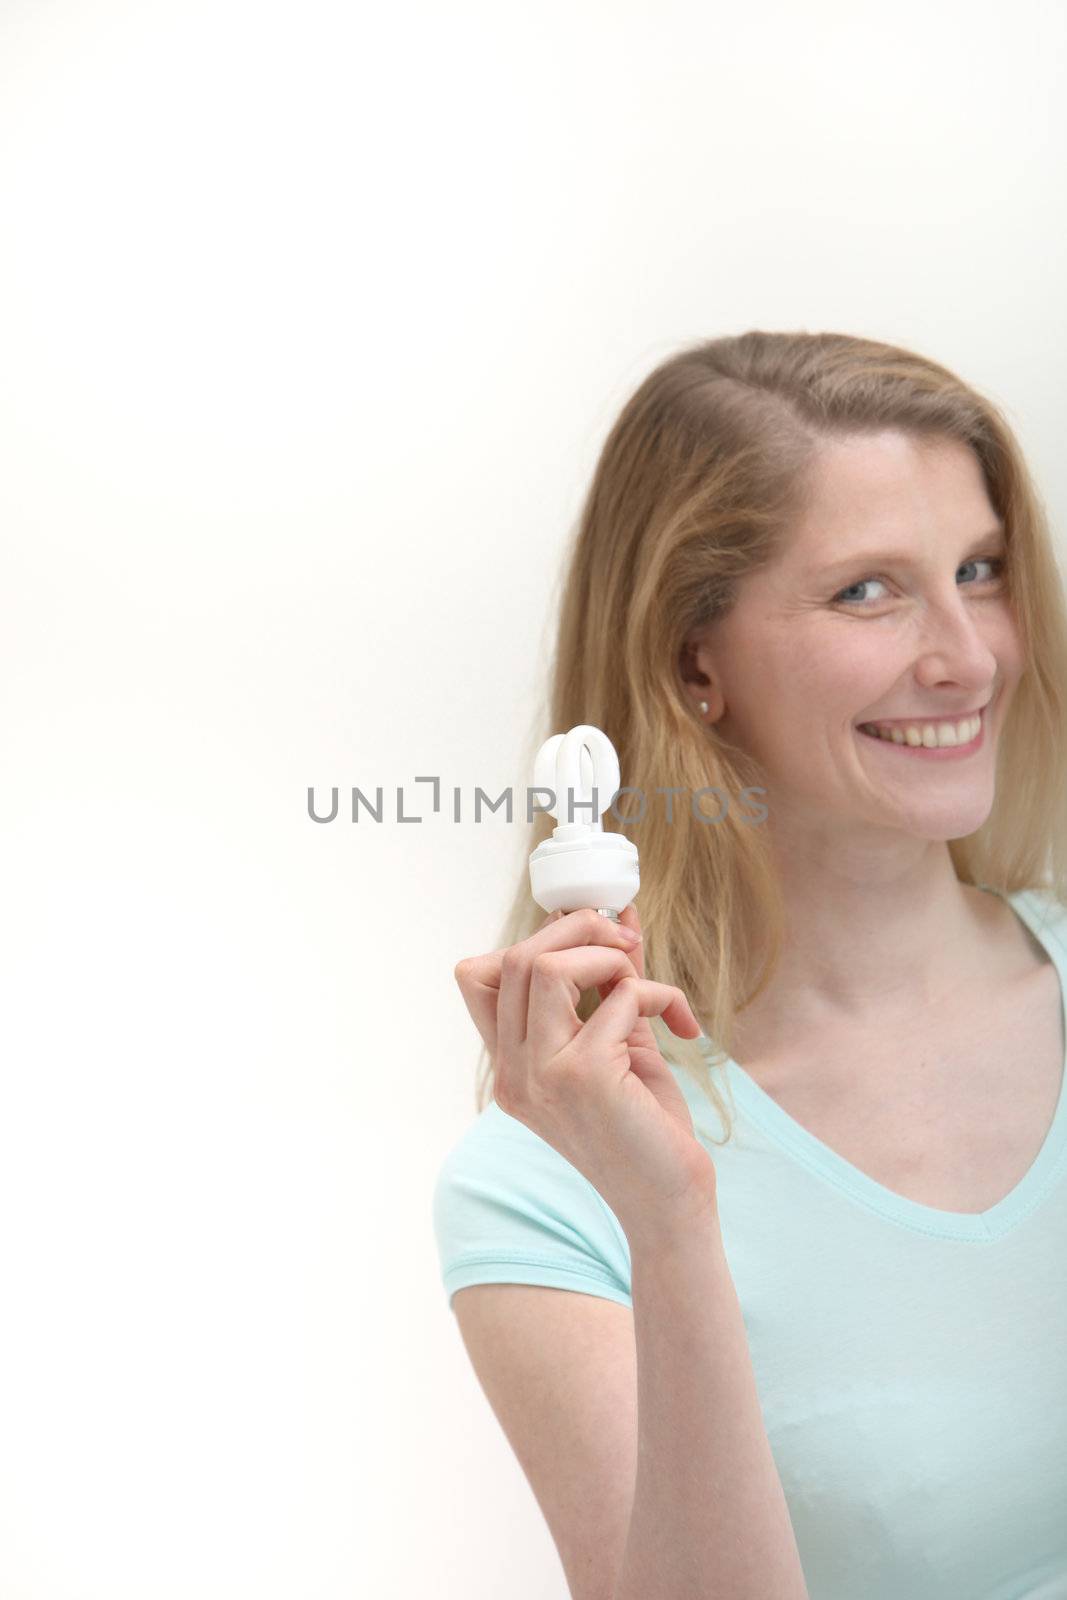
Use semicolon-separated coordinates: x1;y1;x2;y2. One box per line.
812;526;1007;580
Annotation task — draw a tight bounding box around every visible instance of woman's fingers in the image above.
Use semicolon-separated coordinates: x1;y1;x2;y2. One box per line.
615;903;644;980
453;911;561;1046
453;907;636;1061
496;907;641;1059
575;975;701;1059
596;904;649;1031
523;945;655;1061
452;954;501;1053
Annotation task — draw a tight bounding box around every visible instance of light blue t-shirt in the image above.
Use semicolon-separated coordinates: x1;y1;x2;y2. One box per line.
433;887;1067;1600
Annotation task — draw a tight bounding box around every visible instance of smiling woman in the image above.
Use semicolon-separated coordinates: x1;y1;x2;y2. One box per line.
677;427;1028;856
434;330;1067;1600
481;333;1067;1125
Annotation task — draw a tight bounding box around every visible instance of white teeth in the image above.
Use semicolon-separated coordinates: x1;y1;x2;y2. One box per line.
859;714;981;746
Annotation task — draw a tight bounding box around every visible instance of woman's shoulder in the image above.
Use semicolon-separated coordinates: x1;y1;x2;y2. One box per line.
432;1098;633;1309
433;1097;629;1234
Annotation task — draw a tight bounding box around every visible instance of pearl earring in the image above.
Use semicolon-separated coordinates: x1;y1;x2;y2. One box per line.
699;700;709;715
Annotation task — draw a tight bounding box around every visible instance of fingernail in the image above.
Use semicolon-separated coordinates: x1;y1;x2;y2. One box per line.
618;925;642;943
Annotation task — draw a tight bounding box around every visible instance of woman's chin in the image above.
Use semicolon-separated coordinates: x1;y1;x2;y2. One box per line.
866;790;996;840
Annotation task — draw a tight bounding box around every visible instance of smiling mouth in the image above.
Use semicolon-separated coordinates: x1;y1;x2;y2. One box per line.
856;705;986;752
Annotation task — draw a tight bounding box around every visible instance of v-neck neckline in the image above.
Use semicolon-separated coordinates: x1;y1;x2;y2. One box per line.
718;887;1067;1242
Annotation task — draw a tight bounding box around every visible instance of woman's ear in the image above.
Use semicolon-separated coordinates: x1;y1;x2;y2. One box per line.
679;632;704;688
680;633;726;723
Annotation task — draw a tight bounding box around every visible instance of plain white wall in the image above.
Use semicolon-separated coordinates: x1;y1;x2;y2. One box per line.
0;1;1063;1595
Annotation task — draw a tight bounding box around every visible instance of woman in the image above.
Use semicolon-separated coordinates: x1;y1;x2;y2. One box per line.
433;330;1067;1600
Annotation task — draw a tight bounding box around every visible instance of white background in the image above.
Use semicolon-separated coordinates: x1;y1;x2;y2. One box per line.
0;1;1064;1595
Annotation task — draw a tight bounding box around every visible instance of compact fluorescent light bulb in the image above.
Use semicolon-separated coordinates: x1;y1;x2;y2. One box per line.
528;724;640;919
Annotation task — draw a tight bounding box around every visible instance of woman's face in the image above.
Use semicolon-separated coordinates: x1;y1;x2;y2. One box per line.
687;430;1026;844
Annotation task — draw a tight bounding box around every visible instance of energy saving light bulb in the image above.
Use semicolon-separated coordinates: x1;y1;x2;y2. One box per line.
528;724;640;919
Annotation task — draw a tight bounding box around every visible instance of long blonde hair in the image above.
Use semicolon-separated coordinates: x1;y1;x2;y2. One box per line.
474;329;1067;1143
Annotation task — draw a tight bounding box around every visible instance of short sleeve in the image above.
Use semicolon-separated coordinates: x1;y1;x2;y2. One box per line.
432;1099;633;1312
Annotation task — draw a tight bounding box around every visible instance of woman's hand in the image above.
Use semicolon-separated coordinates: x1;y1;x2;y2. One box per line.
453;903;718;1245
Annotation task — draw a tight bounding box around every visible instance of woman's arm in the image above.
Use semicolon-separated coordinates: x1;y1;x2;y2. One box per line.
615;1211;809;1600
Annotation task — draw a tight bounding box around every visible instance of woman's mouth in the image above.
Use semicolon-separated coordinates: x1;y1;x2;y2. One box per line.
855;706;986;760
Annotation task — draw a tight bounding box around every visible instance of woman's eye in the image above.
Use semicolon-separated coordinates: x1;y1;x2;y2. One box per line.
958;556;1005;586
831;576;889;606
831;556;1005;609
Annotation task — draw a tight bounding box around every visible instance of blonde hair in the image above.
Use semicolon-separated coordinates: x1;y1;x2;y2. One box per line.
473;329;1067;1144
